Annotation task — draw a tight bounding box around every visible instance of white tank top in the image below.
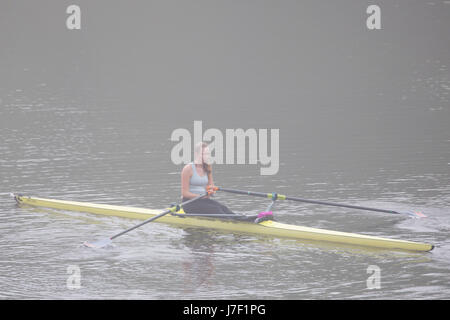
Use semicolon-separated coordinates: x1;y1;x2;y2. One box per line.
189;163;208;194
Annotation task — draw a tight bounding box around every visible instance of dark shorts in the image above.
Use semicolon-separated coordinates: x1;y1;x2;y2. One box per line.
182;197;235;215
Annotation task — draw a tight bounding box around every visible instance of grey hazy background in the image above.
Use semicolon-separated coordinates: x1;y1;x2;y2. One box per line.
1;1;449;299
1;1;449;176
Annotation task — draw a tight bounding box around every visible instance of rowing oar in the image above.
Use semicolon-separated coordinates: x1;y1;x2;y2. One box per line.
83;193;208;248
211;187;426;218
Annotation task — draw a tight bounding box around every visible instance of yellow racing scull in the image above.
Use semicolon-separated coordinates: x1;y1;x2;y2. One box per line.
14;194;433;252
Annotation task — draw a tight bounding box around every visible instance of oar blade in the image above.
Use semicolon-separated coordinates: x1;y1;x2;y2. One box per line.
83;238;113;249
400;210;427;219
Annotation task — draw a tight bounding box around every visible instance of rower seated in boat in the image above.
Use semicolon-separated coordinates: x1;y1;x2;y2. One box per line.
181;142;235;215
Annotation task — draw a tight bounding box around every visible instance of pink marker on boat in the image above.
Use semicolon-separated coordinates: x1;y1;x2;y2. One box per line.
255;211;274;223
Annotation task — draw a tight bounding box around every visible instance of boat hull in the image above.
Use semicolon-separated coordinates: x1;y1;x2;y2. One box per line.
14;195;434;252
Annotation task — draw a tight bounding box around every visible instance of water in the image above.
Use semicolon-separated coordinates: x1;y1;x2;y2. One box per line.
1;0;449;299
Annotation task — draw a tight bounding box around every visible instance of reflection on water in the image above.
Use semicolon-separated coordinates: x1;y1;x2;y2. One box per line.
181;229;217;294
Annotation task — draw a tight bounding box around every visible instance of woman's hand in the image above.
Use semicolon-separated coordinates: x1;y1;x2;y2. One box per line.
206;185;218;197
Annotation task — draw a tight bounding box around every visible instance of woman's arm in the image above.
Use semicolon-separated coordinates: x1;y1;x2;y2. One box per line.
206;166;215;197
207;172;214;187
181;164;200;199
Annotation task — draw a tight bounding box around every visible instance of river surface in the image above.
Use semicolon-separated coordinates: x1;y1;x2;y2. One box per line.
1;1;449;299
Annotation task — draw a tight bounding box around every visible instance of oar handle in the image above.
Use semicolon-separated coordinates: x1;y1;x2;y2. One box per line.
215;187;424;217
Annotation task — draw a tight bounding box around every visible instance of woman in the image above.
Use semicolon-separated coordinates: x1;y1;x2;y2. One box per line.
181;142;235;215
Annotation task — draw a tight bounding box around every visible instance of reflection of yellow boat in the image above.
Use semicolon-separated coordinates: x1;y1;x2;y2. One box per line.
14;194;434;252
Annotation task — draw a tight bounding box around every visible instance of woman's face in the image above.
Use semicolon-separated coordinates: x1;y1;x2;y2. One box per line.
201;146;211;164
194;145;211;164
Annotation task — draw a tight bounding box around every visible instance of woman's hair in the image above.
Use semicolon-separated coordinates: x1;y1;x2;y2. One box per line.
194;142;212;175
